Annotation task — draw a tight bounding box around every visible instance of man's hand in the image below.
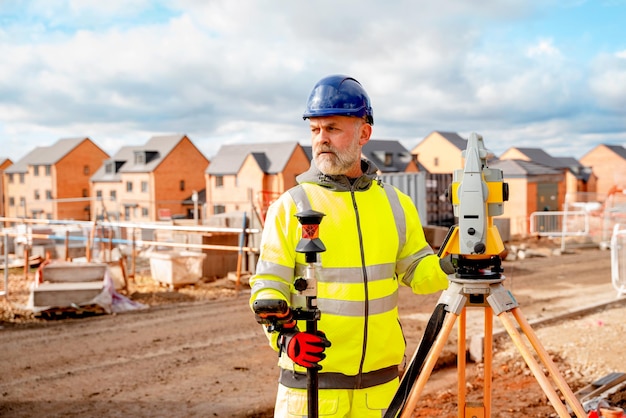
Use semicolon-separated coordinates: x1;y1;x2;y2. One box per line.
280;330;331;370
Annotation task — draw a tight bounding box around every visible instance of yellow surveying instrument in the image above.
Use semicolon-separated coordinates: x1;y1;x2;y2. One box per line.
385;133;587;418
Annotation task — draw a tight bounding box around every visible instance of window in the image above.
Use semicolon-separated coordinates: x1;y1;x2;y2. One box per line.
96;190;103;198
110;190;117;200
34;190;40;200
84;165;90;175
82;189;88;197
124;206;131;219
8;174;13;183
134;152;145;164
126;182;133;192
33;165;39;176
215;176;224;187
9;197;14;207
45;165;51;176
434;157;439;167
141;181;148;193
384;153;393;167
19;197;25;207
105;163;113;174
179;180;185;191
46;190;53;200
142;208;149;217
213;204;226;214
19;173;25;183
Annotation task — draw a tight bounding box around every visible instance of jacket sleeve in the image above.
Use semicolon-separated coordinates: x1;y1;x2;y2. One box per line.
249;194;298;350
395;192;449;294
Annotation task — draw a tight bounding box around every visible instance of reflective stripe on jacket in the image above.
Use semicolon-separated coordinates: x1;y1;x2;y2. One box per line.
249;159;448;388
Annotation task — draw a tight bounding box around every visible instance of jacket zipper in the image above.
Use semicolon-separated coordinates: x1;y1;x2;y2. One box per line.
351;188;369;389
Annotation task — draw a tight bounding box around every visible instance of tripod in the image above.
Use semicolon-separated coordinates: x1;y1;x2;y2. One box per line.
396;260;587;418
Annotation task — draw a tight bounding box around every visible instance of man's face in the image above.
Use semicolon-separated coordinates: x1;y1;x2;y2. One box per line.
309;116;371;177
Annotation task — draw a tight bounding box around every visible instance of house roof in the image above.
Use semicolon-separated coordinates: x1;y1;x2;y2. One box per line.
206;141;301;175
504;147;566;168
490;159;563;178
91;134;190;182
119;134;187;173
5;137;89;174
605;144;626;159
361;139;414;172
503;147;595;181
435;131;467;150
90;146;137;182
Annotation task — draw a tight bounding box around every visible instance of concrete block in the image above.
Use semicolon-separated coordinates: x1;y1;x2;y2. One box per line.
32;281;104;307
149;251;206;287
42;262;108;283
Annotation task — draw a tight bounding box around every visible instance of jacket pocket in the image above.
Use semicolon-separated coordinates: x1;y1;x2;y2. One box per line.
287;388;341;416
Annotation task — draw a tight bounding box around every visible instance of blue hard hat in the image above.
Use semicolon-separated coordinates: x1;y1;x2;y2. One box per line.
302;75;374;125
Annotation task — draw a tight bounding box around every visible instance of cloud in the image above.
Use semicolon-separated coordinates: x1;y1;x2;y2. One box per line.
588;51;626;111
0;0;624;163
526;38;562;58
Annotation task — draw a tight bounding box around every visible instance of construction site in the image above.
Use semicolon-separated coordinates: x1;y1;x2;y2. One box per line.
1;183;625;417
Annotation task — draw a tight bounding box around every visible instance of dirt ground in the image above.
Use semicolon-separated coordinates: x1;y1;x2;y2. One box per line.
1;239;625;417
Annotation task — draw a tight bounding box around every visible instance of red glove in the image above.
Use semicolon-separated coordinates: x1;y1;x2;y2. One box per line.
280;330;331;369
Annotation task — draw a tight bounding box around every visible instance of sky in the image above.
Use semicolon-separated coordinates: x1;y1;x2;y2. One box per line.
1;0;625;163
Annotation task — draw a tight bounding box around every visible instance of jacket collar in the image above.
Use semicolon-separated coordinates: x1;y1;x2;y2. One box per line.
296;159;380;192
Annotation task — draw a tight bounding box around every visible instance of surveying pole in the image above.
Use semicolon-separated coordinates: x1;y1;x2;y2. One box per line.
293;209;326;418
386;133;586;418
251;209;326;418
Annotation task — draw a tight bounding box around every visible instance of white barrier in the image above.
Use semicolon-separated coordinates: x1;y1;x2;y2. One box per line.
610;223;626;297
529;211;590;237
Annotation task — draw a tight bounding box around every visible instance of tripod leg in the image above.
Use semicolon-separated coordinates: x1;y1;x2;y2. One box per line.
511;308;586;418
458;308;466;415
400;312;458;418
459;307;494;418
484;306;493;418
497;311;572;418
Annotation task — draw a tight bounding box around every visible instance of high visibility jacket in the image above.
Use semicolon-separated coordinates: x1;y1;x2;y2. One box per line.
249;159;448;389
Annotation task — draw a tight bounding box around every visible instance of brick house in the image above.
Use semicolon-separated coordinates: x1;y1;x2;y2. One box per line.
489;159;565;237
205;141;310;221
90;135;209;222
411;131;470;174
4;138;108;220
579;144;626;196
0;158;13;217
499;147;596;198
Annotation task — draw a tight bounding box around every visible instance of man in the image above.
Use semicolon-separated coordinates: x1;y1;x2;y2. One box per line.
249;74;452;417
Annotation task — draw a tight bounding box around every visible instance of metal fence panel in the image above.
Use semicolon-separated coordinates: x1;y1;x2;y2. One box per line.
529;211;589;237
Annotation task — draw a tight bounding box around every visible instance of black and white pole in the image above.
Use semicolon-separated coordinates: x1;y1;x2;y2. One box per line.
294;209;326;418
